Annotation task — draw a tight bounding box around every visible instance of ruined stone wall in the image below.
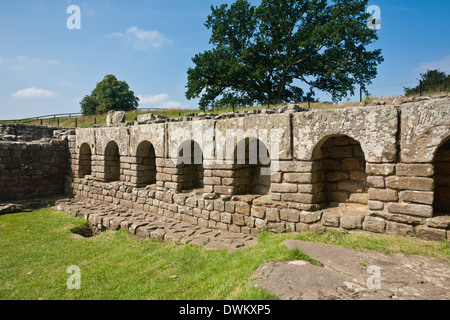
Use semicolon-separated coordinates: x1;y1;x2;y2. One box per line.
66;96;450;241
0;125;71;201
0;123;60;142
0;133;69;201
2;97;449;241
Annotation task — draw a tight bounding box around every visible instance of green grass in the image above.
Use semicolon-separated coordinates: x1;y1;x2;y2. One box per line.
0;209;304;300
1;209;449;300
0;101;349;128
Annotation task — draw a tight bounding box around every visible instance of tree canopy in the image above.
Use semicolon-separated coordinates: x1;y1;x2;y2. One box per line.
81;75;139;116
186;0;383;110
404;69;450;96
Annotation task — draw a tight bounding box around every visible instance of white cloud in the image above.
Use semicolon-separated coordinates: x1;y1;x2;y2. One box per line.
161;101;182;109
415;55;450;73
109;26;172;50
138;93;170;105
138;93;182;109
12;87;57;99
17;54;60;65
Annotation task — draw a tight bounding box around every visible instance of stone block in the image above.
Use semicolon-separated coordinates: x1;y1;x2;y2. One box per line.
281;193;315;203
235;202;251;215
321;209;340;227
396;164;434;177
399;191;434;205
416;226;447;241
386;221;415;236
300;211;322;224
271;183;298;193
366;164;395;176
368;200;384;211
387;203;433;218
425;216;450;229
386;176;434;191
348;193;368;204
362;216;386;233
266;208;280;222
232;214;246;227
268;222;286;233
295;223;310;232
367;176;385;188
368;188;398;202
340;213;364;230
280;209;300;223
251;206;266;219
284;173;316;184
220;212;232;224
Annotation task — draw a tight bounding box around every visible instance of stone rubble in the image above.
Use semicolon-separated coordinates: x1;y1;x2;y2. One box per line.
52;198;258;253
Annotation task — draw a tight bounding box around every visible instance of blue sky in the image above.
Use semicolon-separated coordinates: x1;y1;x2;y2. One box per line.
0;0;449;119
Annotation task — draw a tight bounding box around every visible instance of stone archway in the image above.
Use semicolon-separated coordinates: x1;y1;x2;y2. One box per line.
434;139;450;216
234;137;271;195
79;143;92;178
314;135;369;207
104;141;120;182
178;140;204;190
136;140;157;186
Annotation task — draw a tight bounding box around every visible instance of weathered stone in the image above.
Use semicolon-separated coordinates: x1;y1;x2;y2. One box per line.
399;191;434;205
340;213;365;230
300;211;322;224
367;176;385;188
266;208;280;222
234;202;251;215
268;222;286;233
396;164;434;177
416;226;447;241
280;209;300;223
321;209;340;227
251;206;266;219
362;216;386;233
387;203;433;218
271;183;298;193
106;111;125;126
426;216;450;229
366;164;396;176
368;188;398;202
386;221;415;236
386;176;434;191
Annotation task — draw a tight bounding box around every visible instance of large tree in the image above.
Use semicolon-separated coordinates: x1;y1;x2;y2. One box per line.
186;0;383;110
81;74;139;115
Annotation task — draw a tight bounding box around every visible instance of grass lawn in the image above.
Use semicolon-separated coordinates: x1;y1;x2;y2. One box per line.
0;208;449;300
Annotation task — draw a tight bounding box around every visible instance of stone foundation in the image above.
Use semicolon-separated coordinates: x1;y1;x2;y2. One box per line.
1;96;450;241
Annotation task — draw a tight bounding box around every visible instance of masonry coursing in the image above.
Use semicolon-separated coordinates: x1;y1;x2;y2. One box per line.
1;95;450;241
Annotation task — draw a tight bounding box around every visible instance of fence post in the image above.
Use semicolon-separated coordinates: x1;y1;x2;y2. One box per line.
75;118;77;128
419;80;423;96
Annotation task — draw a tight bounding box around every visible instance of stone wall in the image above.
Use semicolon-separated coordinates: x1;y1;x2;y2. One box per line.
0;123;60;142
0;140;68;201
0;125;71;202
1;96;450;241
66;96;450;241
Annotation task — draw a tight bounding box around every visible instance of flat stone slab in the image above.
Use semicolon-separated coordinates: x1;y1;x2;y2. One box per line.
254;240;450;300
53;199;257;253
